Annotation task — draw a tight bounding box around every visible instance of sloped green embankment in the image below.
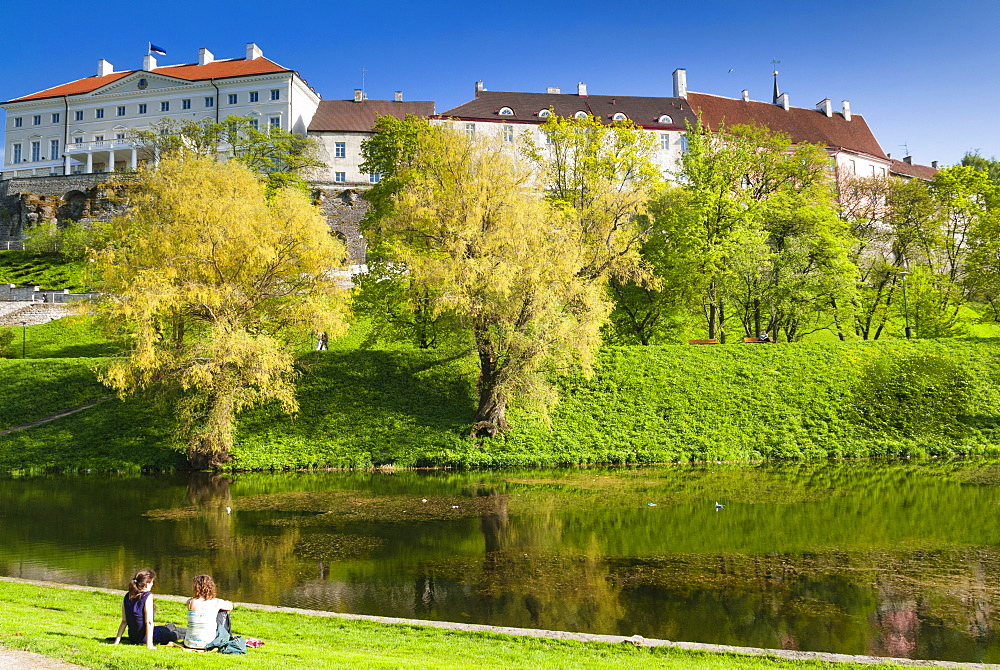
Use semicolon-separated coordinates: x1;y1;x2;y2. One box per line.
2;333;1000;471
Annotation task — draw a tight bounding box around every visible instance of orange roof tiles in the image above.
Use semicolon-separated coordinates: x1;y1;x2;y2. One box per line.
7;58;292;103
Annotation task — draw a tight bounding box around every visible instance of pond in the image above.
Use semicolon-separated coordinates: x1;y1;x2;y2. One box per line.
2;461;1000;663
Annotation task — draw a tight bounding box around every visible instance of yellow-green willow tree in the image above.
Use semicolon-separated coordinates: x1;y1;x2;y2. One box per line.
95;155;346;468
361;118;612;436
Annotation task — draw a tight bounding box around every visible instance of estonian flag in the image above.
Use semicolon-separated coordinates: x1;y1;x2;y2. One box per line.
148;43;167;56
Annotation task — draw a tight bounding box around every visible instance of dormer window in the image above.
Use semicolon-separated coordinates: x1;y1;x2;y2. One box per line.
538;109;551;118
574;111;588;120
658;114;673;124
611;112;628;121
498;107;514;116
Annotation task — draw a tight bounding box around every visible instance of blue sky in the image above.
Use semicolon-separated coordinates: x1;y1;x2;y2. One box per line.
2;0;998;167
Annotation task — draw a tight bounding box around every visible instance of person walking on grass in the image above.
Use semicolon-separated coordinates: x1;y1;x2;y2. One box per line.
112;568;181;648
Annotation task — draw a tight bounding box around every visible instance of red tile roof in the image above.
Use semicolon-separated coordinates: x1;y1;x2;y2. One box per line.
438;90;696;129
685;92;887;159
889;159;938;181
6;58;292;103
308;99;435;133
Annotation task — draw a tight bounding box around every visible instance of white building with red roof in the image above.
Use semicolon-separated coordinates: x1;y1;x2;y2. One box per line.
0;43;320;179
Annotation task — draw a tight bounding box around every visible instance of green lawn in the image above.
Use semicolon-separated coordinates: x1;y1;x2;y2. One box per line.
0;581;900;669
0;251;91;292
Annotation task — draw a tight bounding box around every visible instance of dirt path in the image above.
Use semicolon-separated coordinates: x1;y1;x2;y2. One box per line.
0;647;84;669
0;398;112;436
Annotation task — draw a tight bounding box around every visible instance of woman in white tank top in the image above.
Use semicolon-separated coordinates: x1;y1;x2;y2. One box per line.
184;574;233;649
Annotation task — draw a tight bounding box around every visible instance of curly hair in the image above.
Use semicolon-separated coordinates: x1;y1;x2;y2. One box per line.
127;568;156;600
191;574;217;600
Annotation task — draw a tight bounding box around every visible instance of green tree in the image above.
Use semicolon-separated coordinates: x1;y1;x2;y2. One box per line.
94;154;346;468
129;117;322;194
361;118;611;436
962;151;1000;187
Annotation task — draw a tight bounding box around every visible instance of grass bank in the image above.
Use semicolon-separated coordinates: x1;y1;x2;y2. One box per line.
0;251;90;292
2;314;1000;471
0;580;902;669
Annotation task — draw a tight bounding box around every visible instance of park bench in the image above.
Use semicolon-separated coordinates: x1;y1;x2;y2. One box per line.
743;337;771;343
688;339;719;345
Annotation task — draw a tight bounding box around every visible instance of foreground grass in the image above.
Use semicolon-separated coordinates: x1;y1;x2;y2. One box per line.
0;581;899;669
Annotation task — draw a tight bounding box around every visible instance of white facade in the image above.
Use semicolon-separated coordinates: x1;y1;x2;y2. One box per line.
1;43;320;179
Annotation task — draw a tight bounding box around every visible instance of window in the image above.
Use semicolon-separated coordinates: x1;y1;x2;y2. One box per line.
12;144;21;163
499;107;514;116
74;111;83;121
660;134;670;150
51;113;60;123
33;115;41;125
14;117;22;128
160;101;169;112
502;125;514;143
94;135;104;142
335;172;346;183
545;131;554;145
269;116;281;129
369;173;381;184
95;109;104;119
849;160;856;174
138;104;147;114
538;109;551;118
205;97;214;108
116;133;125;140
881;167;887;177
574;111;587;120
228;94;238;105
611;112;627;121
680;136;689;152
270;89;280;101
249;91;259;103
335;142;346;158
31;141;40;161
73;136;83;144
249;118;258;130
658;114;673;124
182;99;191;110
50;139;59;160
117;106;126;116
465;122;475;137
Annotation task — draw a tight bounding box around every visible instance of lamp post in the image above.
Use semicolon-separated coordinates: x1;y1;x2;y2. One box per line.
899;272;912;339
20;320;26;358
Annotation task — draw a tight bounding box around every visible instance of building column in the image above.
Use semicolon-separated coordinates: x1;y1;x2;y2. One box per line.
130;149;137;170
63;155;71;175
85;153;93;174
107;150;115;173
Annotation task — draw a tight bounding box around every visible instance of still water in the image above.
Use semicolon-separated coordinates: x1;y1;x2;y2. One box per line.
2;461;1000;662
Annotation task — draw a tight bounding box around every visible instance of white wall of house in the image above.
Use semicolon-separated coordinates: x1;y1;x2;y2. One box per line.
310;132;379;186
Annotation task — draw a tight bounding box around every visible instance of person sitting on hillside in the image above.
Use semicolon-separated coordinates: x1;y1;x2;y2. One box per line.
112;568;183;648
184;574;234;650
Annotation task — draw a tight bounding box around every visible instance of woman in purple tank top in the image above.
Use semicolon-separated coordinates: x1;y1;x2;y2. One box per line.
112;569;180;648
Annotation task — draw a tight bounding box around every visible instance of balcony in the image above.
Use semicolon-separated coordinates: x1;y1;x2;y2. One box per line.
65;138;137;153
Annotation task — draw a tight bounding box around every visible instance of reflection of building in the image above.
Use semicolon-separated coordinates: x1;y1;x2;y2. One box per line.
1;43;319;179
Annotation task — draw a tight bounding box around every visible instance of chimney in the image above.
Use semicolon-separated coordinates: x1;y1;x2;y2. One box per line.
246;42;262;60
903;156;913;165
932;161;939;169
741;89;750;102
777;92;789;110
546;87;561;94
394;91;403;102
353;89;364;103
817;98;832;117
578;82;587;96
143;54;157;72
97;59;113;77
199;48;214;66
475;80;485;98
842;100;852;121
672;68;687;98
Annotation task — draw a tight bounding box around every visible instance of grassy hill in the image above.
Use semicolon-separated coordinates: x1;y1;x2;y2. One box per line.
2;313;1000;472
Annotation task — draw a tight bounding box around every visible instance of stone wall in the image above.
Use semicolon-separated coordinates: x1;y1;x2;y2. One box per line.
0;174;119;241
314;185;369;266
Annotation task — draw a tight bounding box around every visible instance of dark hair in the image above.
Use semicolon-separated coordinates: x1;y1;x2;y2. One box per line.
192;574;217;600
127;568;156;600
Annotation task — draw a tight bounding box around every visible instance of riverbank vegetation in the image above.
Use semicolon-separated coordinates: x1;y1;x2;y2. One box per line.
0;580;906;669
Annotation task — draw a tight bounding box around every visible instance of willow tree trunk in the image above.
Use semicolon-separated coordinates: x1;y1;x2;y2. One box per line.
470;334;510;438
186;392;235;469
